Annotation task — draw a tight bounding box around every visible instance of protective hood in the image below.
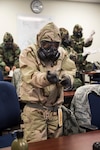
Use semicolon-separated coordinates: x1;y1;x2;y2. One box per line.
59;27;69;39
73;24;83;33
3;32;13;42
37;22;61;47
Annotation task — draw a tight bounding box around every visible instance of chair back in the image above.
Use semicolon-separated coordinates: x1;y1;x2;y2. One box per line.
0;81;20;131
88;91;100;129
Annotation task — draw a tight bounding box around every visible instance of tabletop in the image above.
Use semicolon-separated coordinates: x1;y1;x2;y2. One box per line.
2;130;100;150
64;90;75;97
4;76;12;82
84;70;100;75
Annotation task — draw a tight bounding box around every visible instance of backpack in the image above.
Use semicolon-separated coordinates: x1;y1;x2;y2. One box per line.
62;105;82;135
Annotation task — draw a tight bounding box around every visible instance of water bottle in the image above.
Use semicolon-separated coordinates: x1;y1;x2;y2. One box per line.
11;130;28;150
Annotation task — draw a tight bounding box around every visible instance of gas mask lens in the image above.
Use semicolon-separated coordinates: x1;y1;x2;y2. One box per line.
41;41;59;50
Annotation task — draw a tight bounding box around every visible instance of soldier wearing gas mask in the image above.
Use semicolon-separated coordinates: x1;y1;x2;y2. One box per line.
71;24;94;53
19;22;76;143
0;32;21;76
59;27;82;90
70;24;95;73
70;24;95;84
59;27;77;63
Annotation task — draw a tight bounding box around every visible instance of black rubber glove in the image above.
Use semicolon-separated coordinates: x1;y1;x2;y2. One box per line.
47;71;59;84
60;76;71;88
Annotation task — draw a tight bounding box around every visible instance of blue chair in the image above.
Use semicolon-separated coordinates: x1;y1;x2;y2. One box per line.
88;91;100;129
0;81;21;148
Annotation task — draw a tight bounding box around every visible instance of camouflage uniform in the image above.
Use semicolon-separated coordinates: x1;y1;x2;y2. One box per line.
59;27;77;59
12;68;21;97
19;22;76;143
0;32;21;76
70;24;94;72
70;84;100;132
59;27;82;90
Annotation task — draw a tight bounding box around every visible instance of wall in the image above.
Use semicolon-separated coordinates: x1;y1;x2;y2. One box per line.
0;0;100;61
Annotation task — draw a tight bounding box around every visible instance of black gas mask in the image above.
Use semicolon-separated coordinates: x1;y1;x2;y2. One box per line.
3;32;14;50
74;30;83;38
38;41;60;62
4;41;13;50
62;35;71;48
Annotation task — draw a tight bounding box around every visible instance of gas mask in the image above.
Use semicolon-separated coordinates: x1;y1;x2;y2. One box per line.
4;41;13;49
74;31;83;38
3;32;14;50
38;41;60;62
62;35;71;48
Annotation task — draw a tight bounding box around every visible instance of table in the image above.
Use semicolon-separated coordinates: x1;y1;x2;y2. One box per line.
64;90;75;108
64;90;75;97
85;71;100;75
4;76;12;82
2;130;100;150
84;71;100;83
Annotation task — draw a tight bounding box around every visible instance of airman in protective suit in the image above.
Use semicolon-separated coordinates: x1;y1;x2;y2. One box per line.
19;22;76;143
0;32;21;76
70;24;95;72
59;27;82;90
70;24;95;83
59;27;77;61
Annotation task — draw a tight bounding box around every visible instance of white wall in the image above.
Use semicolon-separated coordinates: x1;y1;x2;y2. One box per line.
0;0;100;61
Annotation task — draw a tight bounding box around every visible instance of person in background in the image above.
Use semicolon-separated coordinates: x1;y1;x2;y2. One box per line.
70;24;95;84
70;24;95;73
59;27;82;90
19;22;76;143
0;32;21;76
59;27;77;62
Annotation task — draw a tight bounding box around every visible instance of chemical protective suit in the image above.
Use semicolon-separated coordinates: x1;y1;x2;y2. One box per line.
19;22;76;143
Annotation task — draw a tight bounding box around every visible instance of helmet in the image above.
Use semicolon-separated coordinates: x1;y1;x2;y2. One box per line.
3;32;13;43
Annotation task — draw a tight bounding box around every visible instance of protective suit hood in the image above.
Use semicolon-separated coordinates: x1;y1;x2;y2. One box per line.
37;22;61;47
59;28;69;39
3;32;13;42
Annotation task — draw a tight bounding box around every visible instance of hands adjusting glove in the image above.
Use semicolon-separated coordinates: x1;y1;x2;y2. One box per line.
47;71;72;89
47;71;59;84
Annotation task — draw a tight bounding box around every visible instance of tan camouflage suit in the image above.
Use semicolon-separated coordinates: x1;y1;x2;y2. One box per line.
19;22;76;143
0;32;21;76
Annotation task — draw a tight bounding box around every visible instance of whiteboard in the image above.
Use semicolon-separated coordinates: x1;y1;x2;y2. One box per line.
17;15;53;50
